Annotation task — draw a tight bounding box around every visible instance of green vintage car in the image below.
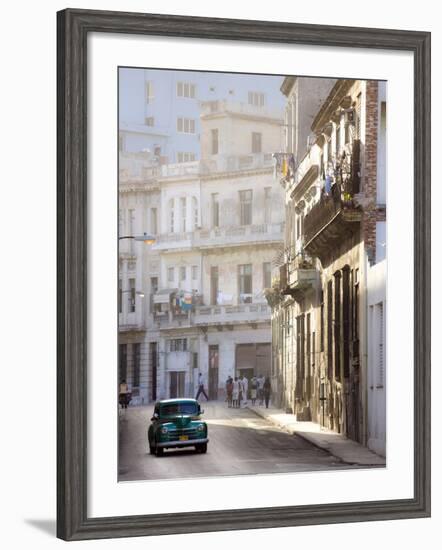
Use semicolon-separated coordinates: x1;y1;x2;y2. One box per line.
148;398;209;456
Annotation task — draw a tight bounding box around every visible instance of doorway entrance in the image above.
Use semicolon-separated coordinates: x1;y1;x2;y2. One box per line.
169;371;185;398
208;345;219;400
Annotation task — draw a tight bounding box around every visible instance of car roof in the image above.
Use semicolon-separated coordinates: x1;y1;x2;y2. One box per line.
156;398;199;405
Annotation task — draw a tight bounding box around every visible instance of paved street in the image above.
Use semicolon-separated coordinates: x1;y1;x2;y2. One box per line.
118;401;362;482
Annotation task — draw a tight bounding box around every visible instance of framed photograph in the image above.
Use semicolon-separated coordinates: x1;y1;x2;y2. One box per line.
57;8;431;541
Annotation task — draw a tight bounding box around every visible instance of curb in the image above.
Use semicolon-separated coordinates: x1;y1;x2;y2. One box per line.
247;405;385;467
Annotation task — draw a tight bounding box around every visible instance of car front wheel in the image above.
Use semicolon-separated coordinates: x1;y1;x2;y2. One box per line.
196;443;207;454
155;445;164;457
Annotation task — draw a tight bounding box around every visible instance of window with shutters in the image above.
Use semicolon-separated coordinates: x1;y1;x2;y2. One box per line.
264;187;272;223
211;193;220;228
119;344;127;382
168;199;175;233
306;313;311;379
248;91;265;107
355;93;362;139
334;272;341;380
118;209;124;236
177;152;196;163
180;197;186;232
342;267;351;378
133;343;141;387
210;266;219;305
377;302;384;386
129;278;136;313
177;117;196;134
177;81;196;98
128;209;135;235
327;280;333;379
238;264;252;303
150;208;157;234
211;129;219;155
239;190;253;225
145;81;154;103
263;262;271;289
192;197;198;229
149;277;158;314
169;339;187;352
251;132;262;153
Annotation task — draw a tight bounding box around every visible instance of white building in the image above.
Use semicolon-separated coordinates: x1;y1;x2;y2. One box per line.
119;98;285;402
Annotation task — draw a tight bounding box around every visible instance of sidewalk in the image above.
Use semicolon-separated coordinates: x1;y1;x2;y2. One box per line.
247;404;386;467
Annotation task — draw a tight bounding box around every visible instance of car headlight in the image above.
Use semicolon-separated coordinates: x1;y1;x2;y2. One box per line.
197;424;205;432
161;426;169;434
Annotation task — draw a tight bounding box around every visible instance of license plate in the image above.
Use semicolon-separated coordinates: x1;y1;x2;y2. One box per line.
179;435;189;441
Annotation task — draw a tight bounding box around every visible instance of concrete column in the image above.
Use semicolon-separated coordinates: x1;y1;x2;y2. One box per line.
186;195;193;232
158;338;168;400
122;259;128;320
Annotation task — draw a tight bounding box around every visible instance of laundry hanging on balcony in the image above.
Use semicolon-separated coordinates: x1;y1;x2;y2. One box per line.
179;292;193;311
272;153;296;181
325;175;332;195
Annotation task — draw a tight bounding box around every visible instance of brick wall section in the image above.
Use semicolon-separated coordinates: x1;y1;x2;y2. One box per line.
362;80;384;263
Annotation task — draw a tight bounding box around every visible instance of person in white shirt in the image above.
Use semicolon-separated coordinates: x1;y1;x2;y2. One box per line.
232;377;240;408
195;372;209;401
241;375;248;406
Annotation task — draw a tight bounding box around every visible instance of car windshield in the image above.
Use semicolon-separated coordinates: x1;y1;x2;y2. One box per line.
161;403;199;416
160;403;199;417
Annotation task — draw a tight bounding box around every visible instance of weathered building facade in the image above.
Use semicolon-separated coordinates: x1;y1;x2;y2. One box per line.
119;97;285;403
268;78;386;449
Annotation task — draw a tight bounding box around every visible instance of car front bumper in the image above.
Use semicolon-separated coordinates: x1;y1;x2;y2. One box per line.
157;437;209;448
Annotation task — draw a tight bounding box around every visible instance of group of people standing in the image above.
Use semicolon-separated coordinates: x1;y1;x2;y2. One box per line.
225;374;271;409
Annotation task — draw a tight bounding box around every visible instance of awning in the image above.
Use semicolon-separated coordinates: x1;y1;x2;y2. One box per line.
153;288;178;304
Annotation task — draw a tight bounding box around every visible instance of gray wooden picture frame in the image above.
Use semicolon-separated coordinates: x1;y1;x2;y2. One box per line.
57;8;431;541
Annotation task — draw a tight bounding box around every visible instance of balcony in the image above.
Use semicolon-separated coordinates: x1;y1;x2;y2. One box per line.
197;223;284;250
154;311;193;330
304;186;362;263
152;232;194;252
118;323;146;333
200;153;274;174
194;303;271;327
160;161;200;178
289;266;318;290
279;258;318;303
200;100;283;121
119;151;161;185
152;223;284;252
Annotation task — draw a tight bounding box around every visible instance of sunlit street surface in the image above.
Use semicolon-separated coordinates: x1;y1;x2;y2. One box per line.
118;401;362;482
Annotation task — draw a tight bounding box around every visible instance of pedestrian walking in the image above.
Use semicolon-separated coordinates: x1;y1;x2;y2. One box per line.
238;376;243;408
119;379;130;409
232;377;240;408
250;376;258;406
263;377;271;409
257;374;265;406
226;376;233;407
241;374;249;406
195;372;209;401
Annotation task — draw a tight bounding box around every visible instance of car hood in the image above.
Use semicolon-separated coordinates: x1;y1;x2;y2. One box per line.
161;414;196;428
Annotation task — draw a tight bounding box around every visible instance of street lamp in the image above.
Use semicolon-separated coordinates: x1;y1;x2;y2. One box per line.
119;232;156;245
